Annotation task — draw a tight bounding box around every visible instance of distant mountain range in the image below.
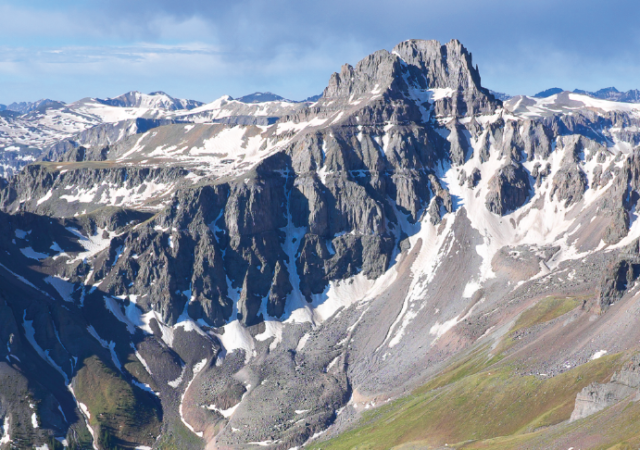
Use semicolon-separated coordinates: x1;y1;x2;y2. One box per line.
532;86;640;102
3;85;636;119
489;87;640;103
235;91;322;103
487;89;513;101
0;91;323;116
94;90;204;111
0;99;66;114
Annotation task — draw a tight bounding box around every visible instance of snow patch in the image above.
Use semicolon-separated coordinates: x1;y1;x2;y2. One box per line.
168;366;185;388
429;316;461;339
66;227;114;263
20;247;49;260
0;416;9;446
36;190;53;205
45;276;75;302
22;312;69;383
179;358;209;438
215;320;255;363
86;325;121;370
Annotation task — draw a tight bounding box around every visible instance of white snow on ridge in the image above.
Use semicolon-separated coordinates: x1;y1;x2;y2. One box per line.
45;276;75;302
376;119;633;348
14;229;29;239
69;100;167;123
104;296;137;334
568;93;640;112
139;310;175;346
177;94;303;121
505;92;640;118
22;312;69;383
59;180;175;210
179;358;209;437
215;320;256;363
429;87;455;101
0;94;184;155
206;402;241;419
19;247;49;260
384;214;455;349
0;416;10;445
65;227;114;263
86;325;122;371
36;190;53;205
168;366;186;388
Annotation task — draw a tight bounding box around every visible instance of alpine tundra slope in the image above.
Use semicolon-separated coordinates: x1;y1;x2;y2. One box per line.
1;39;640;450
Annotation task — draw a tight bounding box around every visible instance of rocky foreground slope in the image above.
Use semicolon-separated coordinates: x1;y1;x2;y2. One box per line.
1;39;640;450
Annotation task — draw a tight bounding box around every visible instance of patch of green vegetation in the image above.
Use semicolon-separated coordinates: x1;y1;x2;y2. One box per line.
155;420;204;450
604;443;640;450
310;353;622;450
512;296;584;334
415;345;492;393
461;388;640;449
74;356;162;449
491;295;585;357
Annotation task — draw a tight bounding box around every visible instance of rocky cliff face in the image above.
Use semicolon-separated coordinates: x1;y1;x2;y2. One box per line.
571;355;640;422
2;39;640;449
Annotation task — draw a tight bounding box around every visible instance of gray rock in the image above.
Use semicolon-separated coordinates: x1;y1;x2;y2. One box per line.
485;161;531;215
570;355;640;422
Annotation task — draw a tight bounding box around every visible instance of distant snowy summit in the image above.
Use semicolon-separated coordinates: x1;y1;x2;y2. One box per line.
93;90;204;111
0;89;322;177
487;86;640;103
0;99;65;114
0;90;322;115
234;91;322;103
533;86;640;103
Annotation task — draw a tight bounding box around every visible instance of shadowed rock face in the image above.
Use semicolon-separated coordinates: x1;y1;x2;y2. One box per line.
3;39;640;449
597;256;640;311
485;162;531;215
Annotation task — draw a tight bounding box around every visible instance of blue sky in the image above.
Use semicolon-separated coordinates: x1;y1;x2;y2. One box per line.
0;0;639;104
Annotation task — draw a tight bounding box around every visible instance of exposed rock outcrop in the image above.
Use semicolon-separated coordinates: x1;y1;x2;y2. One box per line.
485;162;531;215
570;355;640;422
597;255;640;311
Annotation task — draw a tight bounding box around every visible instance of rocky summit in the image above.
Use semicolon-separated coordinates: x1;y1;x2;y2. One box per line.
1;39;640;450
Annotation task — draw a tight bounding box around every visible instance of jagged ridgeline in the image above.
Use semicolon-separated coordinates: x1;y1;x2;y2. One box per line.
1;39;640;449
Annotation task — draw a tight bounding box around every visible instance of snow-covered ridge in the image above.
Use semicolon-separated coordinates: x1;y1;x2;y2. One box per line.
0;91;311;178
504;91;640;118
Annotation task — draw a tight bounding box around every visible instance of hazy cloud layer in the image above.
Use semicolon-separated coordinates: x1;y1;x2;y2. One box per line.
0;0;639;103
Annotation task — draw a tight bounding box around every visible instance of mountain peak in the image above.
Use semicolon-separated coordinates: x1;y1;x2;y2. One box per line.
534;87;564;98
391;38;484;91
1;99;65;114
235;92;289;103
532;86;640;103
321;39;499;119
95;91;203;110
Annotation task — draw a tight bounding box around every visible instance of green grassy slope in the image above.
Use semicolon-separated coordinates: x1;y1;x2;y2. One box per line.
311;296;637;450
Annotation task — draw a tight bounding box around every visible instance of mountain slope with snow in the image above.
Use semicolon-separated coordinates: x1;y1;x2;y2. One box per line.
1;39;640;450
0;91;309;178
